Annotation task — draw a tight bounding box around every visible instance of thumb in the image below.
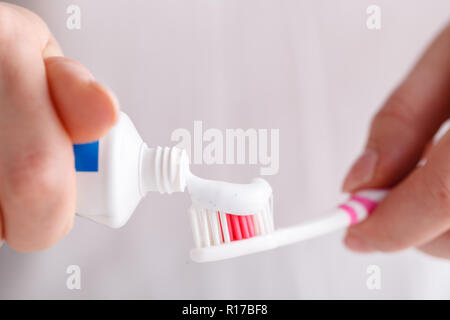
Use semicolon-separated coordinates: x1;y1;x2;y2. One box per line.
45;56;119;144
342;24;450;192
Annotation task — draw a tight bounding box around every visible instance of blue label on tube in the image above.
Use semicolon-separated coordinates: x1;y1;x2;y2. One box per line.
73;141;99;172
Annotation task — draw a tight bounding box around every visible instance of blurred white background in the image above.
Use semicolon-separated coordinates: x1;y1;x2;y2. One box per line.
0;0;449;299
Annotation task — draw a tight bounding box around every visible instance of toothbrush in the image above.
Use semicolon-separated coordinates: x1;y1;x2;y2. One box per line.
187;175;387;263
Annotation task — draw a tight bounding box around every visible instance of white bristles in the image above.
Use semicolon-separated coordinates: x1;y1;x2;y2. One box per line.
261;209;271;234
220;211;231;243
200;208;210;247
208;210;221;246
253;208;273;236
253;213;261;236
188;201;275;249
190;206;236;247
255;212;266;235
189;206;201;248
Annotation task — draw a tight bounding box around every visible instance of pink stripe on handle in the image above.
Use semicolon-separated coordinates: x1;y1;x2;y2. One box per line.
339;204;358;225
350;195;378;215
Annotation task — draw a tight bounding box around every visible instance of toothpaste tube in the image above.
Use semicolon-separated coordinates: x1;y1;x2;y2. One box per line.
74;112;189;228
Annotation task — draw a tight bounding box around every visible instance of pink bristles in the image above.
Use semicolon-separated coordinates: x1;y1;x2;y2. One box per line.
231;215;242;240
219;211;257;242
224;213;256;242
190;205;265;248
226;214;234;241
239;216;250;239
247;215;255;237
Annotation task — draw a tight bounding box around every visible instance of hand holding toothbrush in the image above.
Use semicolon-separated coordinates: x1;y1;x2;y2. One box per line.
342;23;450;259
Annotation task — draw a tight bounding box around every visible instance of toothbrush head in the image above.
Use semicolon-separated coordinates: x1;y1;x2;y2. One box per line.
186;175;275;262
186;171;387;262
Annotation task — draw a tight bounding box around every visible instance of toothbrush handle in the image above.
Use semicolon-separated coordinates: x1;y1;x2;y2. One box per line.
273;189;388;247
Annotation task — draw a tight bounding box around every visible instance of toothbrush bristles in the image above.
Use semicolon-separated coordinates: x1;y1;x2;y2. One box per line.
189;202;274;248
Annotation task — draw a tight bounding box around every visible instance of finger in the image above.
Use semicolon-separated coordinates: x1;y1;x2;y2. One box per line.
343;24;450;192
344;131;450;252
418;230;450;259
45;57;119;144
6;3;119;143
0;204;3;248
0;2;63;58
0;4;75;251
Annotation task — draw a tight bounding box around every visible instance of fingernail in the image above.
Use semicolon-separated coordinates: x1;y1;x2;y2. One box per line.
342;148;378;192
344;231;373;253
90;81;120;113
